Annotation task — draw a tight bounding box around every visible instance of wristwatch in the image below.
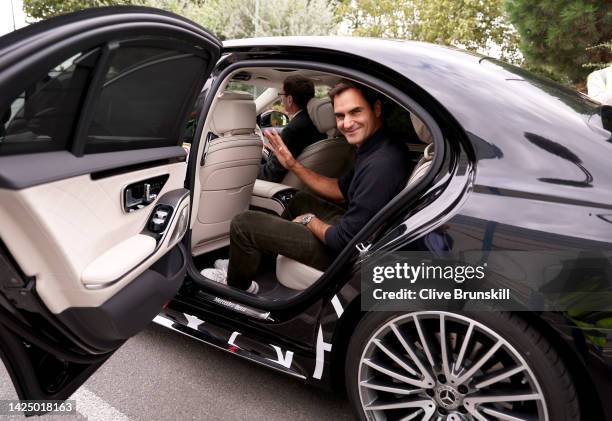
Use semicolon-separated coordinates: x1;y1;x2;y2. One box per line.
300;214;315;225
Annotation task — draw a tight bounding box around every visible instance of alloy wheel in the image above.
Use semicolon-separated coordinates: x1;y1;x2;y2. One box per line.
357;311;548;420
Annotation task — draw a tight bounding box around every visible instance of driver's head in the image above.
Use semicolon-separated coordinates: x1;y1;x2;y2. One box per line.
329;79;382;147
281;75;315;114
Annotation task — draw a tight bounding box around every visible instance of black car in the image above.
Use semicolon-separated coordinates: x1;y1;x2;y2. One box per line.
0;7;611;421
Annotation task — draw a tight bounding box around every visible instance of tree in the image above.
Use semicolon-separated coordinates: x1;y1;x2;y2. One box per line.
24;0;135;20
23;0;338;39
338;0;520;63
505;0;612;84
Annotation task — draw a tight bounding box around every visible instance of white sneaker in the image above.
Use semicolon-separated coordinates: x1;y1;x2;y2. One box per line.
214;259;229;272
201;268;227;285
246;281;260;294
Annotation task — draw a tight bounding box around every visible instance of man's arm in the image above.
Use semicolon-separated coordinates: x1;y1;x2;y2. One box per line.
264;129;344;203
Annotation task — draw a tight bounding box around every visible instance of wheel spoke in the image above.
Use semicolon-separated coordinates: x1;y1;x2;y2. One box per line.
373;338;419;377
413;314;436;369
455;340;503;385
480;406;538;421
360;379;424;395
397;410;425;421
439;314;452;379
473;365;526;389
390;323;436;387
464;391;542;405
364;397;435;412
454;321;474;373
363;358;431;388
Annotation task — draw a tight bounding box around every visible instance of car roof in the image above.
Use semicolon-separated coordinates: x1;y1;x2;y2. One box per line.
223;36;602;141
224;37;612;201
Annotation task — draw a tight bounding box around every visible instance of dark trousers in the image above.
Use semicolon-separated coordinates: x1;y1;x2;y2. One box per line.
226;192;346;290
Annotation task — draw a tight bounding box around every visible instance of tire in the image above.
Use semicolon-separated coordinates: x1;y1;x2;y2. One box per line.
345;311;580;421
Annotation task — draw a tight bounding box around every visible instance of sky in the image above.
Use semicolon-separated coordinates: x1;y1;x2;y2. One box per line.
0;0;27;37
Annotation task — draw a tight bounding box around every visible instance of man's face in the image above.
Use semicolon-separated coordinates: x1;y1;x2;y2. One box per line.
333;88;381;146
280;83;296;115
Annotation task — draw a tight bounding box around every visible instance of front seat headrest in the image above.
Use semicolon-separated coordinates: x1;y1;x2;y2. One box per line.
210;91;256;136
307;97;338;137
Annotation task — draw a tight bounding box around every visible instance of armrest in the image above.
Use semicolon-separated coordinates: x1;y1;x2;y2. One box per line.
81;235;156;287
252;179;294;198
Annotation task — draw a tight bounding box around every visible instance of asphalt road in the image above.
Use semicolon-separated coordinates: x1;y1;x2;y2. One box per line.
0;323;354;420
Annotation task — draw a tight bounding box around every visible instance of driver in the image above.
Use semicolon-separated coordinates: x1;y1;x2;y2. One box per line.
202;79;412;294
258;75;325;182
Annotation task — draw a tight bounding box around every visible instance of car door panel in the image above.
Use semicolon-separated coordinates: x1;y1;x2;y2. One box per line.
0;7;221;404
0;159;187;314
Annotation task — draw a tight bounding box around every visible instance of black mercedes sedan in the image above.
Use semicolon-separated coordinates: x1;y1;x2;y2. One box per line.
0;6;610;421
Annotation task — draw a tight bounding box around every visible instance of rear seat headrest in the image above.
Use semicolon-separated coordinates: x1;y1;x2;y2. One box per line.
210;91;256;136
307;97;338;137
410;113;433;144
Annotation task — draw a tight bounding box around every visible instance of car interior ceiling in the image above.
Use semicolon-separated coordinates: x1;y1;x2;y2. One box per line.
186;67;434;301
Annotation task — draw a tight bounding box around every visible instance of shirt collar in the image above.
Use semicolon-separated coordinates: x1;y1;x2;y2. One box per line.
356;127;386;157
288;109;302;121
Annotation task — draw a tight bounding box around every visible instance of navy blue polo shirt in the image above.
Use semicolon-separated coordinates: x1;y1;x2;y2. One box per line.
324;129;412;254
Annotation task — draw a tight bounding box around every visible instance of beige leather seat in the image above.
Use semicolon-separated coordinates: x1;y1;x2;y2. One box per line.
276;113;435;291
281;97;355;189
192;91;262;255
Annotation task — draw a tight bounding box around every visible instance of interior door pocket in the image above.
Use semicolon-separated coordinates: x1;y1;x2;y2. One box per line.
57;243;187;352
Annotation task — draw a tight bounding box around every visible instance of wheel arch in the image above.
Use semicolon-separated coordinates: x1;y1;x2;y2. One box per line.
516;311;605;421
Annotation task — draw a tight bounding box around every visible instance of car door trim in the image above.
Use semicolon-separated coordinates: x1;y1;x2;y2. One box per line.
0;146;186;189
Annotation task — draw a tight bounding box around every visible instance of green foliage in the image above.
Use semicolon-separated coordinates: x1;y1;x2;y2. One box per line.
338;0;520;63
23;0;338;39
24;0;134;20
505;0;612;83
584;42;612;70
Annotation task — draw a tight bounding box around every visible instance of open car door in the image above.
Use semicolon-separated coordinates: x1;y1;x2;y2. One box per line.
0;7;221;409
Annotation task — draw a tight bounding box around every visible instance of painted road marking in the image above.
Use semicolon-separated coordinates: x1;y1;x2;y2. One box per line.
71;387;131;421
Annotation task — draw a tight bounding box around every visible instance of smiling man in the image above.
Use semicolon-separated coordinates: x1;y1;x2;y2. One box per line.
201;79;413;294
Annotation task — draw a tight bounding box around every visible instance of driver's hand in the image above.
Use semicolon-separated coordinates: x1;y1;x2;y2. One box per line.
263;129;296;170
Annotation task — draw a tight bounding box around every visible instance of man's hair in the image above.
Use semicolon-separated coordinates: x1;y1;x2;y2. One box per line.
283;75;316;110
328;79;381;111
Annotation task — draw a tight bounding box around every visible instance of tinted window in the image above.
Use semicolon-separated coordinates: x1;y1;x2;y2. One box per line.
0;51;95;155
86;46;208;153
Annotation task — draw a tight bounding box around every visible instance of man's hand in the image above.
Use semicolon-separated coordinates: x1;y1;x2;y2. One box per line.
264;129;296;170
264;128;344;203
293;213;331;242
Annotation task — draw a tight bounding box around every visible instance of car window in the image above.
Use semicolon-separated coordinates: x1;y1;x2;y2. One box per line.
0;51;95;156
85;45;208;153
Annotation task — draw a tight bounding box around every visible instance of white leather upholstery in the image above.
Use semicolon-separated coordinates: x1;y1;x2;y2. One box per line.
282;97;355;189
252;179;294;197
410;113;433;144
306;97;338;137
210;91;256;136
192;92;262;255
276;255;323;290
82;234;156;287
407;142;434;185
281;138;355;190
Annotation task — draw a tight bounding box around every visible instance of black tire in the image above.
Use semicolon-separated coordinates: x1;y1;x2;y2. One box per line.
345;311;580;421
